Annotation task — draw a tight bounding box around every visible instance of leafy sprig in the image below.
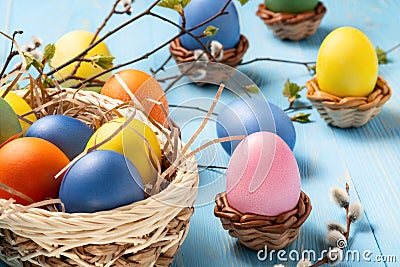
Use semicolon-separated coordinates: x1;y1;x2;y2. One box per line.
43;43;55;63
203;26;219;37
158;0;191;12
376;43;400;65
245;84;259;94
291;113;311;123
376;46;388;64
282;79;313;123
283;79;305;104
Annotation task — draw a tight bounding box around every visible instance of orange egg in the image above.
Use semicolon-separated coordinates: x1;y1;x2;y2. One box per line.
0;137;70;205
101;69;169;126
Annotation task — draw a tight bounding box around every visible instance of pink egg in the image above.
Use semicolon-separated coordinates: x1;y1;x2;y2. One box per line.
226;131;300;216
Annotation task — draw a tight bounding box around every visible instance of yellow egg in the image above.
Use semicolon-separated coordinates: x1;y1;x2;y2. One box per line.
316;27;378;97
0;90;37;130
51;30;112;88
86;117;161;184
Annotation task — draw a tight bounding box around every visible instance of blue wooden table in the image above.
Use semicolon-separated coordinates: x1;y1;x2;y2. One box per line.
1;0;400;266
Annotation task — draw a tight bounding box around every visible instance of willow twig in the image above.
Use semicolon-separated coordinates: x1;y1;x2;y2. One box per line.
198;164;227;169
150;55;172;75
385;43;400;54
157;74;179;83
240;57;316;73
71;0;232;87
284;105;313;112
0;30;23;78
310;183;353;267
61;0;127;83
45;0;161;77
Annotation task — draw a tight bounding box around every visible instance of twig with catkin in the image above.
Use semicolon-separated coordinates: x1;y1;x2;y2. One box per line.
273;183;364;267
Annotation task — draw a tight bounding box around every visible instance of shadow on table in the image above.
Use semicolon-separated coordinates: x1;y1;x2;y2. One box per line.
296;153;320;182
331;108;400;142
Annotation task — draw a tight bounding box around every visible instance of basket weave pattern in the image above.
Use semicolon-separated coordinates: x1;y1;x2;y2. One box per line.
169;35;249;84
306;76;392;128
214;191;312;250
170;35;249;67
0;89;199;267
256;2;327;41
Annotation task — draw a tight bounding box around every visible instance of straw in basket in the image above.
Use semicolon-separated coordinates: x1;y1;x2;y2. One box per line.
0;87;199;267
306;76;392;128
169;35;249;84
214;191;312;250
256;2;327;41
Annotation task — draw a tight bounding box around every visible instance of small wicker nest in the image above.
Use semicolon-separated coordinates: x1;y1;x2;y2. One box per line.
306;76;392;128
169;35;249;84
256;2;327;41
214;191;312;251
0;88;199;267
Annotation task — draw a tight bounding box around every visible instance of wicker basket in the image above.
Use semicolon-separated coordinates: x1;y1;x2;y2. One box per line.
169;35;249;84
256;2;327;41
0;88;199;267
214;191;312;251
306;76;392;128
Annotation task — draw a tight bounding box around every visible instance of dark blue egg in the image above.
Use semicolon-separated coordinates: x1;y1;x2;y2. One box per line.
179;0;241;50
26;115;94;160
216;98;296;155
59;150;144;213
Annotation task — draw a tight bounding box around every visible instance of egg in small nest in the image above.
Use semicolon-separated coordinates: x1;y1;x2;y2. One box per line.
316;26;378;97
226;132;300;216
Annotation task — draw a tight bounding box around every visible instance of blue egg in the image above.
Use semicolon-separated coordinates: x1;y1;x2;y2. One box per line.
179;0;241;50
26;115;94;160
59;150;144;213
216;98;296;155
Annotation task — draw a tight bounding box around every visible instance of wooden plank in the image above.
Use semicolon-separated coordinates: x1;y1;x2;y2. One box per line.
318;1;400;266
1;1;399;267
169;0;390;266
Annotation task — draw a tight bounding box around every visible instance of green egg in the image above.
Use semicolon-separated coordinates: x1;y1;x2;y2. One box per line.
0;97;22;144
264;0;319;13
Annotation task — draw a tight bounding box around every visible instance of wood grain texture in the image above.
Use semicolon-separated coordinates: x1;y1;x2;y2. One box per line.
2;0;399;266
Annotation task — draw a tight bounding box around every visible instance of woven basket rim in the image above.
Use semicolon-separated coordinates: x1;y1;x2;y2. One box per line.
256;2;327;25
0;88;199;266
1;88;199;222
214;191;312;230
306;75;392;110
169;34;249;67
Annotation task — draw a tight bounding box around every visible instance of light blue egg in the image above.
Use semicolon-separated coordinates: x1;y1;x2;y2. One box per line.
26;115;94;160
216;98;296;155
179;0;241;50
59;150;144;213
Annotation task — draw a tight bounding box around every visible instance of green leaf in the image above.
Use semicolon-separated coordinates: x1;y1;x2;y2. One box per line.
158;0;179;9
90;55;115;69
24;53;34;70
43;76;55;88
245;84;259;93
376;46;388;64
203;26;219;37
32;58;44;69
174;3;184;12
283;79;305;103
24;52;44;70
291;113;312;123
43;44;55;62
181;0;191;8
158;0;190;11
238;0;249;5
